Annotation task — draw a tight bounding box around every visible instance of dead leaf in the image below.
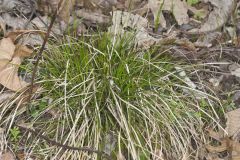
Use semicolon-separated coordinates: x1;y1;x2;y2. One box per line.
117;152;126;160
76;9;110;25
0;151;15;160
175;38;196;51
0;13;31;30
226;108;240;138
83;0;125;13
31;16;62;35
206;108;240;159
0;56;28;91
108;11;158;48
0;16;6;35
125;0;142;9
0;0;19;12
175;66;197;89
136;29;159;48
0;0;31;14
148;0;189;27
16;34;44;46
233;91;240;108
59;0;76;23
14;45;33;58
6;30;45;43
229;63;240;78
188;5;208;20
194;32;221;48
190;0;235;33
0;38;15;69
0;91;15;104
0;38;32;91
17;85;42;105
37;0;76;23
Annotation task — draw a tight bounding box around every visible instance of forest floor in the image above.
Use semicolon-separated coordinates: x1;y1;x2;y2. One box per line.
0;0;240;160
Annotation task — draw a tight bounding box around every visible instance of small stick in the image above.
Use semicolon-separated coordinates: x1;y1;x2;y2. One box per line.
16;124;111;160
28;7;58;104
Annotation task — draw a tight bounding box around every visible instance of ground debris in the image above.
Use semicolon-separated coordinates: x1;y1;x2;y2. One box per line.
206;108;240;160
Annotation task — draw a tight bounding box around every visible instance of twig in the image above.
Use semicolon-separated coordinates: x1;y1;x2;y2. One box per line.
16;124;111;160
28;6;58;104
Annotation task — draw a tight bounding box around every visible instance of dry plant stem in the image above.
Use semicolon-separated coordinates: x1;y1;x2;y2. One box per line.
28;9;58;105
16;125;111;160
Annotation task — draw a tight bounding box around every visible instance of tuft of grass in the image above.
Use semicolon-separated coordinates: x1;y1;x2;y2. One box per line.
2;33;224;159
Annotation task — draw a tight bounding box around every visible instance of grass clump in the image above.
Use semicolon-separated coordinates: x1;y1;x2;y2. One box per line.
20;33;222;159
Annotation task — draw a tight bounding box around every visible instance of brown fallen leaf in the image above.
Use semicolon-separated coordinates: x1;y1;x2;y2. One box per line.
108;11;158;48
175;38;196;51
31;16;62;35
76;9;110;25
59;0;76;23
194;32;221;48
17;85;42;105
0;16;6;35
190;0;235;33
83;0;125;13
0;38;32;91
14;45;33;58
117;152;126;160
37;0;76;24
0;91;15;104
0;151;15;160
6;30;45;43
0;13;30;30
206;108;240;160
226;108;240;138
148;0;189;27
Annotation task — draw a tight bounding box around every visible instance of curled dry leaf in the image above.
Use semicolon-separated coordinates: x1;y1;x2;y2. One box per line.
0;38;32;91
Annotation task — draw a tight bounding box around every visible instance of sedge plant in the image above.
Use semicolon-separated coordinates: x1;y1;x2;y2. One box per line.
2;33;224;160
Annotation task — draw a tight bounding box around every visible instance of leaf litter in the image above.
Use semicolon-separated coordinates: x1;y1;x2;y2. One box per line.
206;108;240;160
0;0;239;159
0;37;32;91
